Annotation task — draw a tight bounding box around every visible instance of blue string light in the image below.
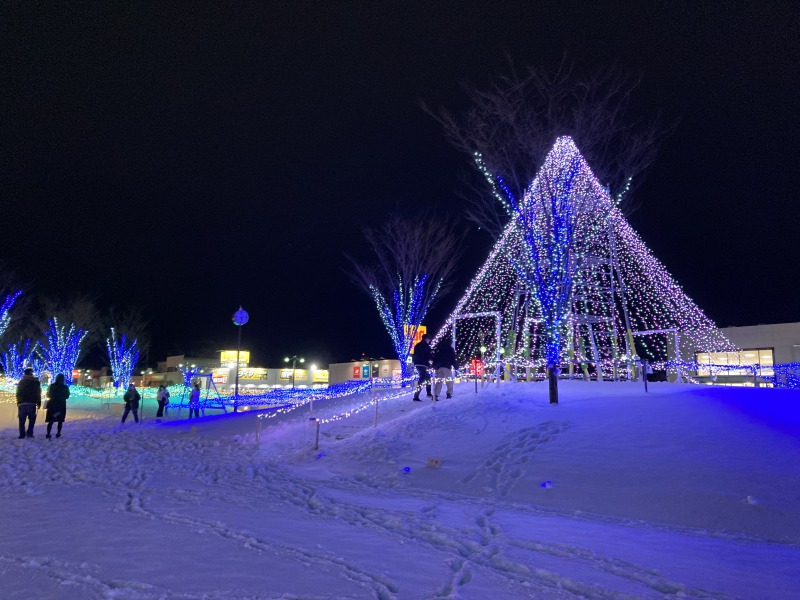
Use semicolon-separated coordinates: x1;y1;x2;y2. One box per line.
38;318;87;385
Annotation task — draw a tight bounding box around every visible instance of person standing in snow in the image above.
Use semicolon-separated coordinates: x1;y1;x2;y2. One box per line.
45;373;70;439
122;383;141;424
16;368;42;439
432;338;457;401
188;382;201;418
156;384;169;418
412;334;433;401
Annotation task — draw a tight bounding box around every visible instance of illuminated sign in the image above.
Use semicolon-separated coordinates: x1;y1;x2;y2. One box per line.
352;366;360;379
238;368;268;380
279;369;293;380
313;370;329;383
212;368;229;384
220;350;250;367
72;369;81;380
362;365;370;378
404;325;427;354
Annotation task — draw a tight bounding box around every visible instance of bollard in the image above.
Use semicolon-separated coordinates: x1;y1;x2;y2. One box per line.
255;415;262;444
642;359;648;393
310;417;320;450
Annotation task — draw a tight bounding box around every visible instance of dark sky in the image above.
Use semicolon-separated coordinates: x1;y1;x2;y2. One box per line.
2;2;799;368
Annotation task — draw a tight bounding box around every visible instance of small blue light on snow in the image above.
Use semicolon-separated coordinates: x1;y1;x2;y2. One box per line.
540;480;553;488
403;466;411;472
315;452;326;460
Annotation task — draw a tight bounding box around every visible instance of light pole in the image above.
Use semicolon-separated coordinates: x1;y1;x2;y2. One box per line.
284;355;305;389
232;306;249;413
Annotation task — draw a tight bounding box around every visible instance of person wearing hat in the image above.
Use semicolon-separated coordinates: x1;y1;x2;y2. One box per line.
16;368;42;439
45;373;70;439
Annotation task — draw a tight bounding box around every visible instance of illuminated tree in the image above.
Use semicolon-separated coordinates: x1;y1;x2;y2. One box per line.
348;214;460;378
106;327;140;391
0;291;22;341
434;137;734;403
0;339;37;380
38;318;88;384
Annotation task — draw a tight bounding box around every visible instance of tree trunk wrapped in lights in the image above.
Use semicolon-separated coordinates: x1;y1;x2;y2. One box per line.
0;339;38;380
38;318;87;385
106;327;140;392
348;214;460;380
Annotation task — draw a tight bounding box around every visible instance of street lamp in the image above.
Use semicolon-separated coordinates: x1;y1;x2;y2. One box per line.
284;355;305;389
232;306;250;413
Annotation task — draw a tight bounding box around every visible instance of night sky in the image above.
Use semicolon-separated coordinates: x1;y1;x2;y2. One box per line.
3;2;798;368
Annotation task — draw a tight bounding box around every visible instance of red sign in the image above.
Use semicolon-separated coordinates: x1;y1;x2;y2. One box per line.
353;366;361;379
72;369;81;380
470;359;484;377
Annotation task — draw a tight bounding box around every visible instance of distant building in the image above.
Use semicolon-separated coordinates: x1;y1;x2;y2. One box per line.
691;322;800;386
135;351;329;390
328;357;402;384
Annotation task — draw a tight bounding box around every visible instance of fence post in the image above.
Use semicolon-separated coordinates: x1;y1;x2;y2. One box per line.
255;415;262;444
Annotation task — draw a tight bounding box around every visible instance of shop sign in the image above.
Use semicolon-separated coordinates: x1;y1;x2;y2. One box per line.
404;324;427;353
352;366;361;379
220;350;250;366
212;368;229;384
313;369;329;383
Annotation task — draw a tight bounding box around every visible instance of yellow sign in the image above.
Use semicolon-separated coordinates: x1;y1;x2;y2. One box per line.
313;370;329;383
404;325;427;354
220;350;250;366
279;369;293;380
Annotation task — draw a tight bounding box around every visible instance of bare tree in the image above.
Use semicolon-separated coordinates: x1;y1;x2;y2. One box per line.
424;59;673;237
347;213;461;378
106;305;151;365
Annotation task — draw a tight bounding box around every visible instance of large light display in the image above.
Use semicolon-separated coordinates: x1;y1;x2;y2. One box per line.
435;137;735;378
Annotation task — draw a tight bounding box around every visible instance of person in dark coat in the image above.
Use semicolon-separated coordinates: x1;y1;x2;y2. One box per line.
412;335;433;401
433;339;457;401
45;373;70;438
156;384;169;418
16;368;42;439
122;383;141;423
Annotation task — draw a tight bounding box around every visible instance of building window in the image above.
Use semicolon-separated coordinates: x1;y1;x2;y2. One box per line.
695;348;774;376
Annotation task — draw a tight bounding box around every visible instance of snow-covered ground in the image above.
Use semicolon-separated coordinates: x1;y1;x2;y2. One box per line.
1;380;799;599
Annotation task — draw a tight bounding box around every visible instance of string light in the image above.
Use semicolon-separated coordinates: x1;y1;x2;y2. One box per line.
38;318;88;385
106;328;140;390
0;290;22;340
0;339;38;380
434;137;735;376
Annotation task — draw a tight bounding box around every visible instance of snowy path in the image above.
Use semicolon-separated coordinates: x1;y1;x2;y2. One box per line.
2;381;799;598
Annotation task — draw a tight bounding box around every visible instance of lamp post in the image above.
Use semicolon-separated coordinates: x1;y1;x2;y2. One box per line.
232;306;249;413
284;355;305;389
